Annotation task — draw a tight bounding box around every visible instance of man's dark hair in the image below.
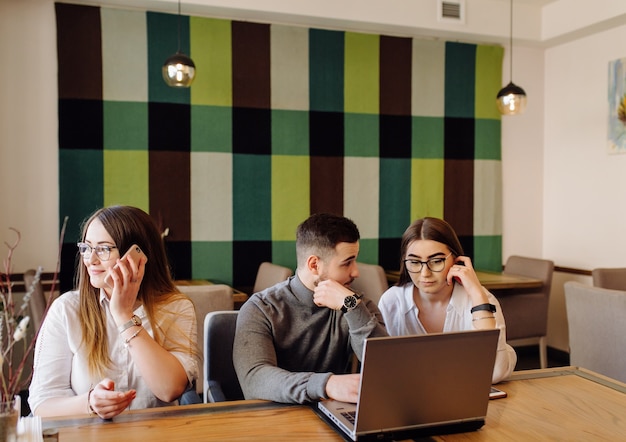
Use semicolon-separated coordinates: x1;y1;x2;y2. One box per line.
296;213;360;265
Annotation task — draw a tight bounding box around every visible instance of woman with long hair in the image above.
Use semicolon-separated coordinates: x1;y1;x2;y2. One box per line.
29;206;198;418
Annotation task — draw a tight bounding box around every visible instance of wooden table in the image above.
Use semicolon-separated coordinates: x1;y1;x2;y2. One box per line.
385;269;543;291
42;367;626;441
175;279;248;305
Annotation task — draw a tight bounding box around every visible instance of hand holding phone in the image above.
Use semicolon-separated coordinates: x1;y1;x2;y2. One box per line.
104;244;147;287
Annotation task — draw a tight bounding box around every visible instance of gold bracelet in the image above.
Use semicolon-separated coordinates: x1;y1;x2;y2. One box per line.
87;385;96;416
124;326;143;347
472;316;495;321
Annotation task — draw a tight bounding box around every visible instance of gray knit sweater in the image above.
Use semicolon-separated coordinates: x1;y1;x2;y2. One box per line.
233;275;387;404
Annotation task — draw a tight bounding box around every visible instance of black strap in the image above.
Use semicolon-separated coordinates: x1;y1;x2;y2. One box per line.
470;303;496;313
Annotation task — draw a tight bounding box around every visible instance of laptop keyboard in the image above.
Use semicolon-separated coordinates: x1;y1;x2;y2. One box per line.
341;410;356;424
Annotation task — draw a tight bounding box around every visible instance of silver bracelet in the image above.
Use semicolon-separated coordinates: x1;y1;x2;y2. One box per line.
124;326;143;347
472;316;495;321
87;385;96;416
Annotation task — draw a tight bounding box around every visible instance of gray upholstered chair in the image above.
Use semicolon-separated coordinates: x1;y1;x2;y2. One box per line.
252;262;293;294
351;262;389;305
203;310;243;402
591;267;626;290
564;281;626;383
176;284;234;399
498;255;554;368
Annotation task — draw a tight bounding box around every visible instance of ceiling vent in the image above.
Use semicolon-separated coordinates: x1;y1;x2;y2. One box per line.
438;0;466;24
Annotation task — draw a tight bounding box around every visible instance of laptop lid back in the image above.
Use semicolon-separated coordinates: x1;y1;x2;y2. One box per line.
354;329;499;436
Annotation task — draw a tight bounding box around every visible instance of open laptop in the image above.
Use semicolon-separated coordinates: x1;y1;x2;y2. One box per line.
316;329;499;441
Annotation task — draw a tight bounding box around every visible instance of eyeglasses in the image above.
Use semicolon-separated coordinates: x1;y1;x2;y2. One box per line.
77;242;118;261
404;252;453;273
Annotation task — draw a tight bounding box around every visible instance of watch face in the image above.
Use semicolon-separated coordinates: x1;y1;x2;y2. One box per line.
132;315;141;326
343;295;358;310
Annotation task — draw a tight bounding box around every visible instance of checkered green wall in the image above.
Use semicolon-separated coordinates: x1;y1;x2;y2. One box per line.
56;3;504;290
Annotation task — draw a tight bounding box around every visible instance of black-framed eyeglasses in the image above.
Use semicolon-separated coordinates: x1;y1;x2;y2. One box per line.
77;242;118;261
404;252;453;273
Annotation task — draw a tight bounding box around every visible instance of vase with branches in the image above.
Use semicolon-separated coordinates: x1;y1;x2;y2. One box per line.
0;217;67;440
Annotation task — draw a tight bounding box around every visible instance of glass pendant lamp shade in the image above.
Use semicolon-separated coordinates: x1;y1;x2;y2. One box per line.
162;52;196;87
162;0;196;88
496;81;527;115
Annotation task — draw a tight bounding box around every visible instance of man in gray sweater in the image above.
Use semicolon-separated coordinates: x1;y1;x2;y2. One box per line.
233;213;388;404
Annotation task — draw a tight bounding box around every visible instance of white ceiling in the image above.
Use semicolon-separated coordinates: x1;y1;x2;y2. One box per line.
64;0;626;47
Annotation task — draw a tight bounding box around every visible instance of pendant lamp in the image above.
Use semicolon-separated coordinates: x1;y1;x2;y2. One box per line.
496;0;526;115
162;0;196;87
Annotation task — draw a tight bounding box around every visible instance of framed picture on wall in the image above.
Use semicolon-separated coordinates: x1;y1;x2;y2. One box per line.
608;57;626;154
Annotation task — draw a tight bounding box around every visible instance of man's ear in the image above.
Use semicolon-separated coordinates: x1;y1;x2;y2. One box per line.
306;254;321;276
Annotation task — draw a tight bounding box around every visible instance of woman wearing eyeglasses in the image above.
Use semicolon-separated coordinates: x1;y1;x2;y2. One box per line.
378;217;516;384
29;205;199;418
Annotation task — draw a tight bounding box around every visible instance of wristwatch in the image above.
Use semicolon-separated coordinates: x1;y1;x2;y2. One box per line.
118;314;142;333
341;292;363;313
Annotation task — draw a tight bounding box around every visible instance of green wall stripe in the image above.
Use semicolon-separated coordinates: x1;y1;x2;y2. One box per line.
191;17;232;107
345;113;379;157
444;42;476;118
59;150;104;242
103;150;149;210
103;101;148;150
192;241;233;282
475;45;503;120
191;105;232;152
344;32;379;114
379;158;411;237
309;29;344;112
412;116;444;158
271;110;309;156
411;158;444;220
271;155;310;241
147;12;191;104
233;154;271;240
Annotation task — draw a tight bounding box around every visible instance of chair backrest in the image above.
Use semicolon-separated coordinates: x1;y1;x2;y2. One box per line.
499;255;554;340
176;284;234;396
23;269;50;330
203;310;244;402
351;262;389;305
564;281;626;383
591;267;626;290
252;262;293;294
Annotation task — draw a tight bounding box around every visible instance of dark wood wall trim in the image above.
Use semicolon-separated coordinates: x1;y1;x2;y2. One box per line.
3;272;61;293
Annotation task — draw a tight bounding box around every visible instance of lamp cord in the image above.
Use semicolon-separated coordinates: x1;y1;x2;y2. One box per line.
177;0;182;53
509;0;513;83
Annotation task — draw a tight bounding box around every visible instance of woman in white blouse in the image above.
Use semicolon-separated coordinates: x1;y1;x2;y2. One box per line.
378;217;516;384
29;205;199;418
